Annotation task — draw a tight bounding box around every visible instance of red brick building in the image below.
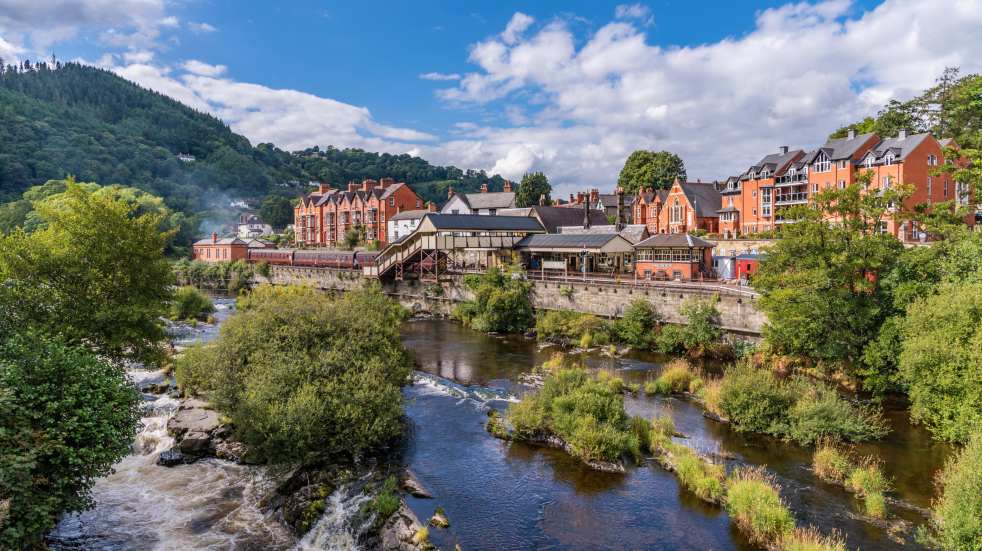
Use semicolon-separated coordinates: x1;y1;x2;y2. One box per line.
294;178;424;247
631;180;721;235
633;233;715;281
192;233;248;263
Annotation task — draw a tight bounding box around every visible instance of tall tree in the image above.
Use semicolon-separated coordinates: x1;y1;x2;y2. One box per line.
616;150;686;194
515;172;551;208
259;194;295;229
0;179;174;366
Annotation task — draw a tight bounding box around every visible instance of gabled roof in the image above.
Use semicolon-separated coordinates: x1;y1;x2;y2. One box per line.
634;233;715;249
498;205;608;233
815;132;877;160
515;233;634;252
458;191;516;210
558;224;649;244
676;182;722;218
597;194;635;207
419;213;544;232
747;149;804;177
870;132;932;161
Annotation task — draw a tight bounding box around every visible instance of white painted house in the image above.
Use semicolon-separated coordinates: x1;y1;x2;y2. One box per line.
440;182;516;215
236;213;273;239
386;208;433;242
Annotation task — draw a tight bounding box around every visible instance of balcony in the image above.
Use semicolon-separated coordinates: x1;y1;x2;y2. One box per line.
774;192;809;206
774;173;808;187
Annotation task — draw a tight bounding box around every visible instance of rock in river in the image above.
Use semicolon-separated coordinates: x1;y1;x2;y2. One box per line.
156;449;186;467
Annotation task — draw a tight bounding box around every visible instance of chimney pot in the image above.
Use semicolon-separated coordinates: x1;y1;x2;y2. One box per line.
898;129;907;139
503;180;512;193
447;186;455;199
318;183;330;193
779;145;789;154
480;183;489;193
847;129;856;140
428;201;437;212
583;198;591;229
211;232;217;243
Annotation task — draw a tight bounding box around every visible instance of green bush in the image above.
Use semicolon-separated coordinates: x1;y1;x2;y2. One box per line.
0;332;141;549
927;432;982;550
725;467;796;546
630;415;652;454
178;283;412;464
454;267;534;333
670;446;725;503
507;368;640;465
169;286;215;321
655;297;723;356
367;476;400;527
812;443;852;484
647;359;696;395
612;299;659;347
847;458;890;519
717;364;887;445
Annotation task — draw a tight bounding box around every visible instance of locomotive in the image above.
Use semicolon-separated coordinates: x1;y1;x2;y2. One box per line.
246;249;378;269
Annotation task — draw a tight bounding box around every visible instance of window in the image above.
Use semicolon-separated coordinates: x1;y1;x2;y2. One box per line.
944;180;949;198
670;198;682;224
814;153;831;173
838;180;846;189
761;188;772;217
863;156;874;168
881;176;891;190
752;208;757;215
927;154;938;166
813;183;819;192
752;190;757;198
451;209;459;214
416;200;422;208
838;160;848;169
956;181;969;205
884;153;895;165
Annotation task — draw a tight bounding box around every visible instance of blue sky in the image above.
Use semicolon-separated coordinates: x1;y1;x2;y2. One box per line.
0;1;980;195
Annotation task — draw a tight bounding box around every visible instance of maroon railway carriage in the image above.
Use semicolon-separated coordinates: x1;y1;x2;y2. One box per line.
247;249;378;269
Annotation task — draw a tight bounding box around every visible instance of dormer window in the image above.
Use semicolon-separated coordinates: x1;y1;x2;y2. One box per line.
864;156;874;168
884;153;895;165
814;153;831;173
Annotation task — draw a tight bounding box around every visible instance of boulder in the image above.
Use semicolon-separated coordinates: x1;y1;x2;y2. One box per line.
428;508;449;529
166;401;220;438
179;430;212;454
401;470;432;499
381;500;427;551
157;449;186;467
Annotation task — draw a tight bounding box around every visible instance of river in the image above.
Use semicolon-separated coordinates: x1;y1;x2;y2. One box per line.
49;312;950;550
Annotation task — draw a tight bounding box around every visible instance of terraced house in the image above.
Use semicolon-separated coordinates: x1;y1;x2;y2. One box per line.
294;178;424;247
718;130;973;240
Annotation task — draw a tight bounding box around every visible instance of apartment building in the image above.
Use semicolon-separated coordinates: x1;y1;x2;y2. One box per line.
294;178;424;247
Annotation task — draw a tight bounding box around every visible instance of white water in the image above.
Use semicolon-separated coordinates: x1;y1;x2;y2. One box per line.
48;300;368;551
291;485;373;551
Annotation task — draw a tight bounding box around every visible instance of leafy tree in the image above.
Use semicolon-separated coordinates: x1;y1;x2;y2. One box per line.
0;331;140;549
616;150;686;194
924;432;982;550
454;266;534;333
0;181;173;366
515;172;551;208
753;171;909;378
612;299;660;347
897;282;982;443
174;284;412;464
259;194;294;229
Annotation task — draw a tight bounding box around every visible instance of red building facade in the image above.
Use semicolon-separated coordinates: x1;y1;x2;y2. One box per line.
631;180;722;236
294;178;424;247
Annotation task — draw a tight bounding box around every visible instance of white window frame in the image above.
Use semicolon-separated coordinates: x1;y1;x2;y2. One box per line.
814;152;831;173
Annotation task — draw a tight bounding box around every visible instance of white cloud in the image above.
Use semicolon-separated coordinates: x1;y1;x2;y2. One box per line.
0;0;171;51
429;1;982;196
419;71;461;81
614;4;654;26
122;50;154;63
182;59;226;77
187;21;217;34
160;15;179;28
501;12;534;45
110;60;437;153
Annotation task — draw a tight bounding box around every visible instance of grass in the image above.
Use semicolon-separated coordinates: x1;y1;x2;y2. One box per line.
630;415;653;455
779;527;849;551
670;446;726;503
847;457;890;519
812;442;852;484
725;467;796;545
696;379;725;418
927;431;982;551
646;359;697;395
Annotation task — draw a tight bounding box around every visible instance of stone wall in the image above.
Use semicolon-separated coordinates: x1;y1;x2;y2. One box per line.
265;266;765;336
709;238;776;257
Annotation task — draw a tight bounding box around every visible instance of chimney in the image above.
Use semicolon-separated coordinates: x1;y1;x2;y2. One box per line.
318;183;330;194
503;180;512;193
582;198;591;229
211;232;217;243
576;192;585;204
362;179;379;192
480;183;489;193
898;129;907;139
569;193;575;204
779;145;789;154
447;185;455;199
380;177;394;188
427;201;437;212
538;194;547;206
847;129;856;140
589;188;599;204
347;181;359;192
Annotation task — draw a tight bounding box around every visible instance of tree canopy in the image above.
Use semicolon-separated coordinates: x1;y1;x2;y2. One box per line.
616;150;687;194
515;172;551;208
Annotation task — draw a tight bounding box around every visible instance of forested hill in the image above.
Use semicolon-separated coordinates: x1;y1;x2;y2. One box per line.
0;61;503;220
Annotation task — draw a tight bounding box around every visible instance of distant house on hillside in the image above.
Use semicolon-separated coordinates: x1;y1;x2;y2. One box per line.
177;153;196;162
236;213;273;239
441;181;516;215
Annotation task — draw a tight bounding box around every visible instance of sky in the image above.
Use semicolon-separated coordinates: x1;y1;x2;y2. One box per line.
1;0;981;197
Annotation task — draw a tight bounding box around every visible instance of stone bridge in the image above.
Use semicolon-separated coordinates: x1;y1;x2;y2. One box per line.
262;265;765;336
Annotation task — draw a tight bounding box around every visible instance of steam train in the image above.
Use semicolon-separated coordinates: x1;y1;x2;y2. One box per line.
246;249;378;269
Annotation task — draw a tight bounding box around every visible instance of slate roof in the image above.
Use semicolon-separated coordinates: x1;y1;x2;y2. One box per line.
597;194;635;208
458;191;516;210
814;132;876;161
558;224;649;244
515;233;623;249
717;206;740;214
498;205;608;233
193;236;248;246
389;209;429;221
634;233;715;249
422;213;544;232
678;182;723;218
743;149;804;179
869;132;931;161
